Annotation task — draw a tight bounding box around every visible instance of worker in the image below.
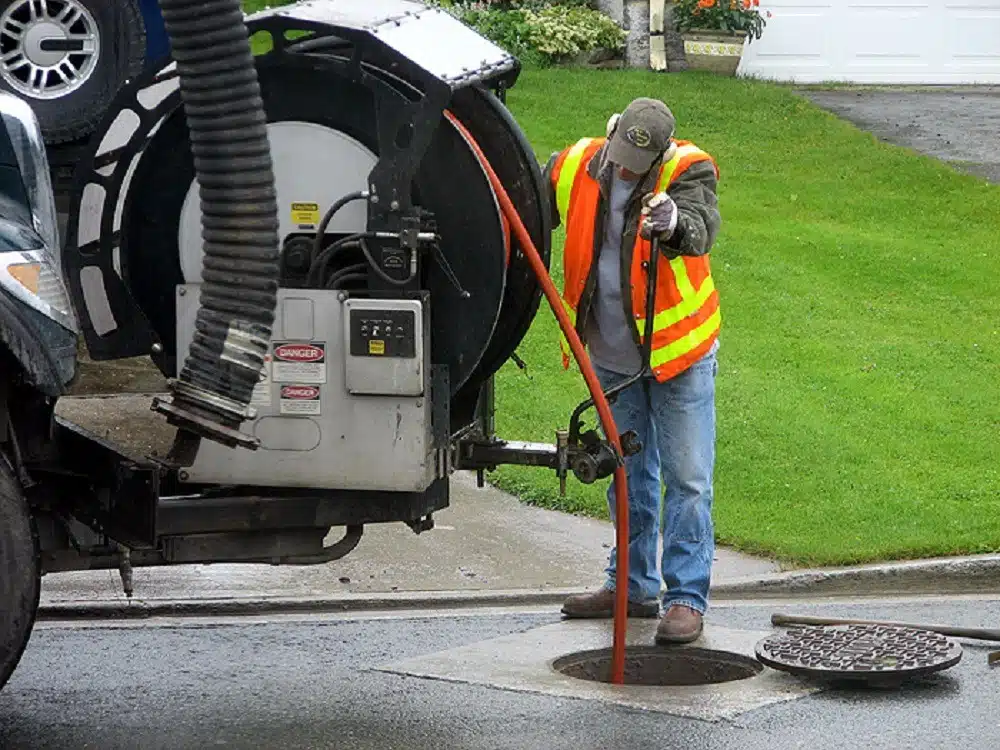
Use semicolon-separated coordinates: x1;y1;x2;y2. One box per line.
543;97;722;644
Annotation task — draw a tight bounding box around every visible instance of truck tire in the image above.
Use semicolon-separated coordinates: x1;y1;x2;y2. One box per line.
0;462;38;693
0;0;147;144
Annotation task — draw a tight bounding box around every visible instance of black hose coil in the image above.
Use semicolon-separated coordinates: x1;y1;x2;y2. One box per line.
157;0;279;421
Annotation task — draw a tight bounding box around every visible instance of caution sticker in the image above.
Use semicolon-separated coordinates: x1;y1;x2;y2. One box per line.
291;201;321;227
272;342;327;384
279;384;322;416
368;339;386;355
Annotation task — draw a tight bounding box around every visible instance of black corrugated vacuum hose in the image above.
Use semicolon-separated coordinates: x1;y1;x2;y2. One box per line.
152;0;279;448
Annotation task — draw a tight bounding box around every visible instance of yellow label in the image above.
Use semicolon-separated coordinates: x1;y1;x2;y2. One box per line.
368;339;386;355
291;202;321;225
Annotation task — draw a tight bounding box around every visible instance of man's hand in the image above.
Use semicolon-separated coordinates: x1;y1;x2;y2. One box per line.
640;191;678;240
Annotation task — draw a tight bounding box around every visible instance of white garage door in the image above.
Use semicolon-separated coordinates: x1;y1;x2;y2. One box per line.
737;0;1000;83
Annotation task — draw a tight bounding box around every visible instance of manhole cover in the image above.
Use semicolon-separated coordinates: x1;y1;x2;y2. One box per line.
756;624;963;686
553;646;763;686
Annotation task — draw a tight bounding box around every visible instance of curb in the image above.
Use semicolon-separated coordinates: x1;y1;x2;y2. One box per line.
712;554;1000;599
36;555;1000;621
35;588;586;621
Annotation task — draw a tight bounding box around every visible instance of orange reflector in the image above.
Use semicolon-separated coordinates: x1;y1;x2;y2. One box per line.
8;263;41;294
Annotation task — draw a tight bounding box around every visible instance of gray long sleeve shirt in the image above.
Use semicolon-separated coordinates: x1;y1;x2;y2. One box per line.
586;173;642;375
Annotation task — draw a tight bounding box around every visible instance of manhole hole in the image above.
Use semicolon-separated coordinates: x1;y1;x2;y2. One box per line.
755;624;963;687
553;646;764;686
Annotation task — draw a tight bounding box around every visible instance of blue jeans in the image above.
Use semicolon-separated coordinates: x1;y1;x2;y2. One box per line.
595;341;718;615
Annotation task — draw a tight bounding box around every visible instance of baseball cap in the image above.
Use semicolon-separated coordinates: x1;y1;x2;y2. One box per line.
606;98;676;174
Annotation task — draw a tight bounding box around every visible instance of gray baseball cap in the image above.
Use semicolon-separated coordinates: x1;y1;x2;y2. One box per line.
606;98;676;174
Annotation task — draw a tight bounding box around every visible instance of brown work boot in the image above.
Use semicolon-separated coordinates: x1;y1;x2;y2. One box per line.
561;588;660;619
655;604;704;644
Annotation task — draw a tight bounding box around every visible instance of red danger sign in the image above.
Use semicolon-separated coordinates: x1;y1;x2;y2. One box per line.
274;344;325;362
271;342;327;385
281;385;320;400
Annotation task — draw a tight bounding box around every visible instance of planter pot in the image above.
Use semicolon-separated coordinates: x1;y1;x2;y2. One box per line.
681;30;747;75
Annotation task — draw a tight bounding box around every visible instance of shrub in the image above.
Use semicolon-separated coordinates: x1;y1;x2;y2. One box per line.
437;0;626;64
523;5;626;59
456;5;539;61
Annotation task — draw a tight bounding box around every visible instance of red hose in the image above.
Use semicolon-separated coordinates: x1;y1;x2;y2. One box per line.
443;110;630;685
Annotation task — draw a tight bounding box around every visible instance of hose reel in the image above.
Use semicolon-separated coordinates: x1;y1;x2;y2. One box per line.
62;0;551;437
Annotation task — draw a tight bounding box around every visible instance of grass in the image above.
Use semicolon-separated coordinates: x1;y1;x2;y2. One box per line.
489;68;1000;567
242;0;278;12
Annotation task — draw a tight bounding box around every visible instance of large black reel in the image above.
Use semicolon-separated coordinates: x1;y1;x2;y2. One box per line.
119;55;549;431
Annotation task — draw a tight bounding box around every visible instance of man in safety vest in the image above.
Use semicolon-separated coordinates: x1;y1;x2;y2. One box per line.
544;97;722;644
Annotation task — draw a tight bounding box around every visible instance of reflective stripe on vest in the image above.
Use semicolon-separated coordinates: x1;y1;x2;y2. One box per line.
555;138;598;225
649;308;721;372
636;258;716;337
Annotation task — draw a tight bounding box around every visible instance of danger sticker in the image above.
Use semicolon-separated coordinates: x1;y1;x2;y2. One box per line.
272;342;326;384
279;384;321;416
291;201;321;227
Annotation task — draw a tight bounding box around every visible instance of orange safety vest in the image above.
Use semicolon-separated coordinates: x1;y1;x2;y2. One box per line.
549;137;721;382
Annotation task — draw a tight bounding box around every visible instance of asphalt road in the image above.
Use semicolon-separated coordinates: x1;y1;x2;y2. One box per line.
800;87;1000;183
2;596;1000;749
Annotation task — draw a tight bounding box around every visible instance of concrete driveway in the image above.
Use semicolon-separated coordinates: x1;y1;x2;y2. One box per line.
800;86;1000;183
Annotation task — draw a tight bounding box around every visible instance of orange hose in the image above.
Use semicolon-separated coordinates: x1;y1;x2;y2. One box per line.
443;110;630;685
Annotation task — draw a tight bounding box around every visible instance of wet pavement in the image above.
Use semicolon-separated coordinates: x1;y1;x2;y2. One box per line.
799;87;1000;183
3;594;1000;749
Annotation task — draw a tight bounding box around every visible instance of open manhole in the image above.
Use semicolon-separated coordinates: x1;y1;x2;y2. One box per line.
553;646;764;686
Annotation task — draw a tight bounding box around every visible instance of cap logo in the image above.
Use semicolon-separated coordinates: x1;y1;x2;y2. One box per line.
626;126;652;148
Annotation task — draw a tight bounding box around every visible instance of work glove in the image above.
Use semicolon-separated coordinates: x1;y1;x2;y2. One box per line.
639;191;678;241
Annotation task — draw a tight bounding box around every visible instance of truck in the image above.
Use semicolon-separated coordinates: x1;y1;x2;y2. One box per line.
0;0;633;692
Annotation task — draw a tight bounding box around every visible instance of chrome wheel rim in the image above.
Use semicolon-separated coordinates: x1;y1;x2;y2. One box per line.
0;0;100;100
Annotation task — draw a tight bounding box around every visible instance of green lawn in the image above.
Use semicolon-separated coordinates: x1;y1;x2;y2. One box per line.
242;0;275;12
491;68;1000;567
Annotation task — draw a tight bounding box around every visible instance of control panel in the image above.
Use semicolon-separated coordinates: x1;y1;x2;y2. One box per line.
343;298;425;397
176;287;434;491
349;308;417;359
